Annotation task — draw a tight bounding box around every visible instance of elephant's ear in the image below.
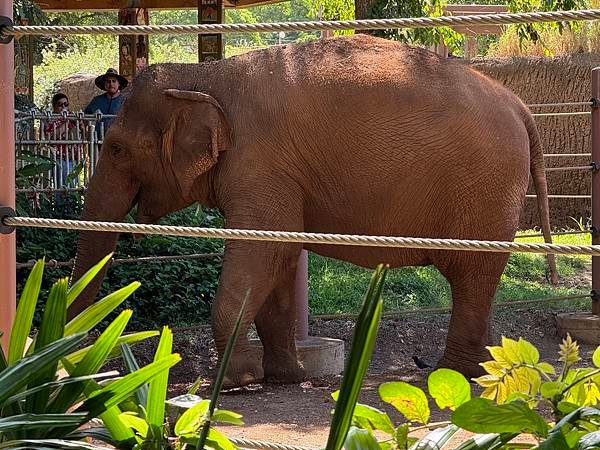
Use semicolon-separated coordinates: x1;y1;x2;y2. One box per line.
162;88;232;197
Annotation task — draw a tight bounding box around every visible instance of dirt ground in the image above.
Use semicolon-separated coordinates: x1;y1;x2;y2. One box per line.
123;302;597;449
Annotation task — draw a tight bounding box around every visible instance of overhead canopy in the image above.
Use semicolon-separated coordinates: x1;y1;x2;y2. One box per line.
34;0;282;11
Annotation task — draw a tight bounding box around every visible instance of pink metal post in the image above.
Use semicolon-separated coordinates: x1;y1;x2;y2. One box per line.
0;1;15;352
295;250;309;341
592;68;600;315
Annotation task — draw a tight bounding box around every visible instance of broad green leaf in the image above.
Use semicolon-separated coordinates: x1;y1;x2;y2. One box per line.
501;337;521;364
593;347;600;368
326;265;387;450
175;400;210;436
62;331;159;367
146;327;173;440
409;424;459;450
79;354;181;419
0;333;86;407
212;409;244;426
66;254;113;307
0;413;88;433
28;278;68;414
452;398;548;437
395;424;409;449
351;404;394;435
428;369;471;411
486;346;513;369
182;428;237;450
518;338;539;364
49;310;132;414
537;362;556;375
120;343;148;407
118;412;149;438
330;393;393;435
64;282;140;336
344;426;381;450
379;381;430;424
8;260;44;365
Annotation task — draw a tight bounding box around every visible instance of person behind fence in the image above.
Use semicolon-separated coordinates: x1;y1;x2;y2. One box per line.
84;68;128;134
44;93;83;191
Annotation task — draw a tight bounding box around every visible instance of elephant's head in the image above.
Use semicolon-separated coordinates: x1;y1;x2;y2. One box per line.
69;72;232;317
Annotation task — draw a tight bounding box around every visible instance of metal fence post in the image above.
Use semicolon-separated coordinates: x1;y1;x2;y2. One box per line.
592;68;600;315
0;2;16;353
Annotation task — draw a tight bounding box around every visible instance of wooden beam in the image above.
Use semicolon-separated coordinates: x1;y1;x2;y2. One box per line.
34;0;281;10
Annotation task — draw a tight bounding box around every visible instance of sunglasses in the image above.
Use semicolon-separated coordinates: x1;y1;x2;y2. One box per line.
57;102;69;107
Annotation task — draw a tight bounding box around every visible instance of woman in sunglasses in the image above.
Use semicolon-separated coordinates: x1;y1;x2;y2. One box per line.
44;93;83;205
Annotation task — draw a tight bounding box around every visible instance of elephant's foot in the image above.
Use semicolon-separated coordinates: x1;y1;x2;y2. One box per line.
222;357;264;389
263;353;306;384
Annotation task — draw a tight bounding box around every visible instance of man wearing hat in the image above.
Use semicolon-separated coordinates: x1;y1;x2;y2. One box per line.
84;68;128;132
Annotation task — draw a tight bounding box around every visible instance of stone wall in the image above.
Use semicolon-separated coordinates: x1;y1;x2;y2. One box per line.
470;54;600;229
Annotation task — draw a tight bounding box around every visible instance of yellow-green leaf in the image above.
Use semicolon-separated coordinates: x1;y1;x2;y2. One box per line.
593;346;600;368
537;362;556;375
428;369;471;411
481;361;505;378
379;382;430;424
518;338;539;364
501;337;521;363
473;375;499;388
486;346;513;369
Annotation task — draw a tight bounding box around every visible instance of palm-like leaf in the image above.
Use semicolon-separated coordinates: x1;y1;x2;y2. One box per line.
325;264;387;450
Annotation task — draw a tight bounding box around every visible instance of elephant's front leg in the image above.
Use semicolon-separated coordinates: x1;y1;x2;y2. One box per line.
212;240;298;388
437;254;508;378
255;256;305;384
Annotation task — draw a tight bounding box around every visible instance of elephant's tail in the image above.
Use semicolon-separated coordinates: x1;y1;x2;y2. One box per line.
525;111;559;285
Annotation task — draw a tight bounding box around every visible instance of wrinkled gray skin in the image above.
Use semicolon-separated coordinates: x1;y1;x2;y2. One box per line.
70;35;556;387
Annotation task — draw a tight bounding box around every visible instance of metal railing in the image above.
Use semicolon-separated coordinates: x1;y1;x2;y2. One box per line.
14;111;114;190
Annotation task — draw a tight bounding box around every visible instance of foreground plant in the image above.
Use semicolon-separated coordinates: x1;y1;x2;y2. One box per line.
0;255;175;449
87;297;249;449
331;333;600;449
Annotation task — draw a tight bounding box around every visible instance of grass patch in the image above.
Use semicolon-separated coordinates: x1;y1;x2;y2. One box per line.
308;230;591;316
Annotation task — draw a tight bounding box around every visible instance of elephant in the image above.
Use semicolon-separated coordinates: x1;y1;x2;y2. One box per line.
70;34;558;387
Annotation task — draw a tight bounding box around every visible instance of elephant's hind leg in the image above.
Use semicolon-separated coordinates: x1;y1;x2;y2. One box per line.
255;262;306;384
437;252;509;379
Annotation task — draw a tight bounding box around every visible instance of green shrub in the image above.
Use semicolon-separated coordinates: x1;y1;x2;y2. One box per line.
0;256;176;449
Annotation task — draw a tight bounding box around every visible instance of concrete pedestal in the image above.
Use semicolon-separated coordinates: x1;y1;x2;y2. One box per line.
249;336;345;378
556;312;600;344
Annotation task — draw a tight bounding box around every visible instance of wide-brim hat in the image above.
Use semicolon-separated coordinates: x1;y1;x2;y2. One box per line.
94;68;128;91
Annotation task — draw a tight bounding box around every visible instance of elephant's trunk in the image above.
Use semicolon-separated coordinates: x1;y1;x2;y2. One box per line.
69;158;138;319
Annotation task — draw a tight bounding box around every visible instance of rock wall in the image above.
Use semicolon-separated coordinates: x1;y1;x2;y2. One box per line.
56;73;102;112
470;54;600;229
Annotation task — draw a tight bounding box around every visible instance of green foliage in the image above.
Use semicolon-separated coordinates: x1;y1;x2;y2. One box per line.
326;264;387;450
16;197;223;329
90;305;246;449
367;0;463;53
473;334;600;422
332;334;600;449
0;257;169;449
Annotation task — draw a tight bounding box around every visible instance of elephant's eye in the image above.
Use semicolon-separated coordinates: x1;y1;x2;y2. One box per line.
109;142;132;168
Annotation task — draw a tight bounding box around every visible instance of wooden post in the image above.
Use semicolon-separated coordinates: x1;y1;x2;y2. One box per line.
295;250;309;341
118;7;149;82
592;68;600;315
198;0;223;62
0;0;16;353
